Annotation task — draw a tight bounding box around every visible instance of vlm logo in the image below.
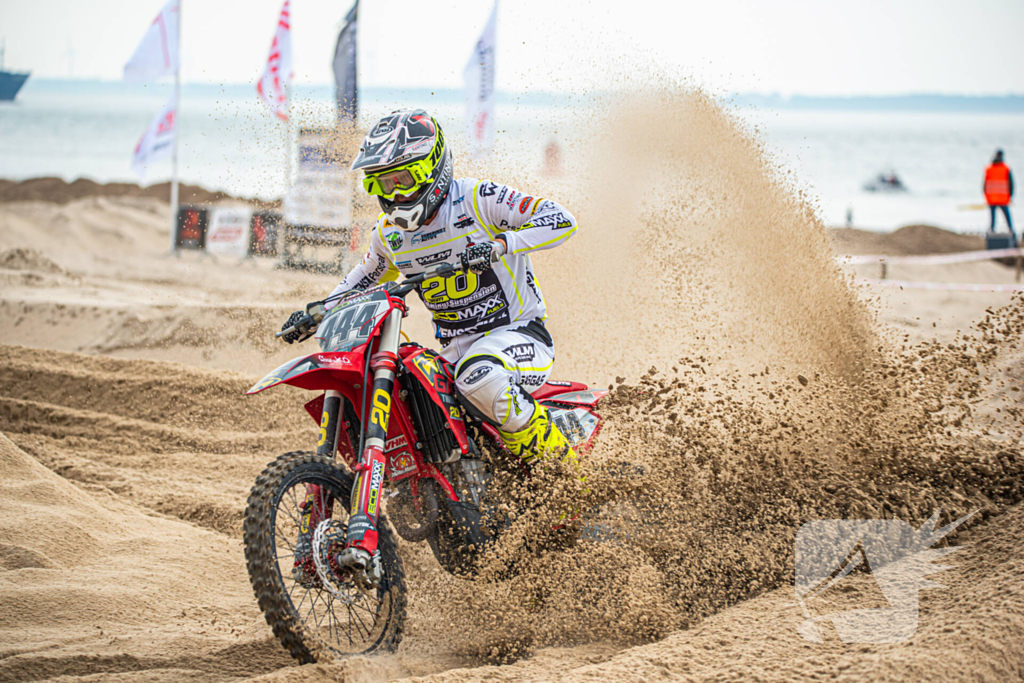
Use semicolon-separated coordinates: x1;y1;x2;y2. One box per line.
794;508;974;644
415;250;451;266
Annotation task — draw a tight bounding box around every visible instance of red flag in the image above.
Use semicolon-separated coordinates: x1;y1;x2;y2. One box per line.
256;0;293;121
131;93;176;178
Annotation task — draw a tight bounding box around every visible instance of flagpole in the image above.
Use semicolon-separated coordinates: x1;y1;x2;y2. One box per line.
169;0;181;254
284;98;291;204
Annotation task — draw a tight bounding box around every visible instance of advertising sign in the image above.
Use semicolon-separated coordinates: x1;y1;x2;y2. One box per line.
206;207;252;257
283;127;352;229
175;206;208;250
249;211;281;256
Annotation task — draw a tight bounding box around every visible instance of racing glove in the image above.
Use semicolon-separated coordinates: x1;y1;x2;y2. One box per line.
281;310;314;344
460;239;506;274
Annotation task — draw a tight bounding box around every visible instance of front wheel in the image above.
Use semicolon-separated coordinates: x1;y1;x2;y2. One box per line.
243;452;406;662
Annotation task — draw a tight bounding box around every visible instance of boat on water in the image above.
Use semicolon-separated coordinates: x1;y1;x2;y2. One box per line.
0;71;29;101
0;43;29;102
863;170;907;193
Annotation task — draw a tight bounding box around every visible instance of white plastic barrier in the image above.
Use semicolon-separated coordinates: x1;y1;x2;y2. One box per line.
206;207;253;258
856;278;1024;292
838;248;1024;266
839;248;1024;292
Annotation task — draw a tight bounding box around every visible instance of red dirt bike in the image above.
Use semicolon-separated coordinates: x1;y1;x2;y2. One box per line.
242;257;606;663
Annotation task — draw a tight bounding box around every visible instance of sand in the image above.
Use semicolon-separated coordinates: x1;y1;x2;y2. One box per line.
830;224;985;256
0;177;272;207
1;88;1022;683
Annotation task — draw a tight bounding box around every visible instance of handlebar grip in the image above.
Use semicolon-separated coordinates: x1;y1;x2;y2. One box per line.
275;314;318;339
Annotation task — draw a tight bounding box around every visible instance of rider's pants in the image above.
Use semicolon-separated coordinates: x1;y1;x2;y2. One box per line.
443;320;555;432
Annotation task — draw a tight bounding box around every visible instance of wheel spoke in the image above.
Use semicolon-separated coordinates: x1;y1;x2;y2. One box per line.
275;531;296;554
344;606;365;640
306;589;324;630
283;488;303;528
336;602;356;646
304;587;330;631
346;601;372;638
294;585;312;615
326;594;338;646
331;603;348;648
350;594;381;617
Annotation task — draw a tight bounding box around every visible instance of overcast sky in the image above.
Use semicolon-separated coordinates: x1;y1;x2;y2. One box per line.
3;0;1022;95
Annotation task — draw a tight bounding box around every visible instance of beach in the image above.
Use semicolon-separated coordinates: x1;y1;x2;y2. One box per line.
2;115;1023;682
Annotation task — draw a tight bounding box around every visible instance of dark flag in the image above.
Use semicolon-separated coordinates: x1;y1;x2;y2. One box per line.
333;1;358;124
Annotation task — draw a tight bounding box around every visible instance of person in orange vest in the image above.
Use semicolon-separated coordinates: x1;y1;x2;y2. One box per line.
984;149;1015;244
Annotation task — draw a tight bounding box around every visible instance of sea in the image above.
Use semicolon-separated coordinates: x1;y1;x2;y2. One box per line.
1;78;1022;234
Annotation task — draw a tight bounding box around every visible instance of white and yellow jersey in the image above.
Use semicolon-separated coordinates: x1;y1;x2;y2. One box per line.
329;178;577;341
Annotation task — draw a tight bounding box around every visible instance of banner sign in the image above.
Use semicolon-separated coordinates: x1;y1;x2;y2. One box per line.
283;128;352;228
205;207;252;257
175;206;208;250
249;212;281;256
124;0;179;82
463;0;498;158
131;93;176;179
257;0;293;121
333;1;358;124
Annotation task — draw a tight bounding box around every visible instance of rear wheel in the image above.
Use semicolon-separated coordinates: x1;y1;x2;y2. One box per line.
243;452;406;662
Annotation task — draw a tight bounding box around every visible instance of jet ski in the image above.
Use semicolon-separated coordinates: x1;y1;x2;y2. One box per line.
863;171;907;193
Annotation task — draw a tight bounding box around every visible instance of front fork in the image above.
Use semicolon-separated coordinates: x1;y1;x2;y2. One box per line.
343;309;403;562
298;388;345;535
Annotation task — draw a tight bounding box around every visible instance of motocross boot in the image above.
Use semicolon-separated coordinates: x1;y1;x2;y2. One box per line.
500;403;588;525
499;403;578;467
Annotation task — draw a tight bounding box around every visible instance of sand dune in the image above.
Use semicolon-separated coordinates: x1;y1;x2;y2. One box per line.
0;429;299;682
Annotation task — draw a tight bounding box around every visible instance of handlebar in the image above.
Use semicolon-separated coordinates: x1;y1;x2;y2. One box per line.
274;255;490;340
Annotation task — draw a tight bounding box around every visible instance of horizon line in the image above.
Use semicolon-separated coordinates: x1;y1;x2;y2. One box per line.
20;77;1024;101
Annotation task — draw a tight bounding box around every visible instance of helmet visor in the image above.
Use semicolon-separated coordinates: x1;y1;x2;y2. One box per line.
362;158;432;199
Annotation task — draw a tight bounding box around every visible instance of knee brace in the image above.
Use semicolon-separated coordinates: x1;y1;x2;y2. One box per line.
454;356;536;432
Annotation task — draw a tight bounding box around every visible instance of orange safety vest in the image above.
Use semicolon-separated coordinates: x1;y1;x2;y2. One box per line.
985;163;1011;206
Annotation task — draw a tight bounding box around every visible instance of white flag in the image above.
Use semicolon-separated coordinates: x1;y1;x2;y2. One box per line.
124;0;180;83
131;93;177;179
464;0;498;158
256;0;293;121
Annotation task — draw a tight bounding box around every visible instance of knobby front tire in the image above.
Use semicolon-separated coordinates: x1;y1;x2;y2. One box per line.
243;451;406;662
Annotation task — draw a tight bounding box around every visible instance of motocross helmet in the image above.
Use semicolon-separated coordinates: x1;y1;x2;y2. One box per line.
351;109;453;232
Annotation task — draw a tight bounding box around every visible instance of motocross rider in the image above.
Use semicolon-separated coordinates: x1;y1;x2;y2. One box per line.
281;109;580;571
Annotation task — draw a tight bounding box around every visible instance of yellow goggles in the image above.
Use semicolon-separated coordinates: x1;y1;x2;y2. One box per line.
361;157;433;199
